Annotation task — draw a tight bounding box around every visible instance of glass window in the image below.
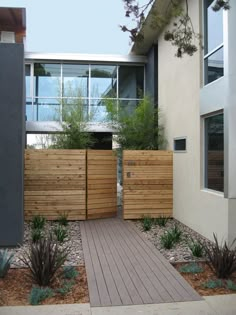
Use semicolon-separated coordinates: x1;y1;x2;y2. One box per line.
26;97;33;121
204;0;223;54
33;98;60;121
119;66;144;98
62;64;89;97
25;64;31;97
205;113;224;192
205;47;224;84
34;63;61;97
62;98;89;122
90;65;117;98
174;138;186;151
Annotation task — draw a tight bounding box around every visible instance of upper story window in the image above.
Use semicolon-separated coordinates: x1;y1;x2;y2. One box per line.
204;0;224;85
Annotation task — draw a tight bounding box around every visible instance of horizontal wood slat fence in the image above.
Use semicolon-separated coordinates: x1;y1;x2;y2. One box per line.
123;150;173;219
87;150;117;219
24;149;117;220
25;150;87;220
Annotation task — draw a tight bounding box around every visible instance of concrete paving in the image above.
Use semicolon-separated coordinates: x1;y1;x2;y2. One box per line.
0;295;236;315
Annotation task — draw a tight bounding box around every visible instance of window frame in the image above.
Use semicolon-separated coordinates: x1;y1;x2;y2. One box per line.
173;137;187;153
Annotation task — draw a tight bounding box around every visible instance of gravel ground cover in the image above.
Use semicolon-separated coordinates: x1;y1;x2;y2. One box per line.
5;221;84;268
133;218;212;263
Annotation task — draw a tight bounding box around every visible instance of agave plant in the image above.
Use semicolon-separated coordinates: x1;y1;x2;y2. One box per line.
203;233;236;279
0;249;14;278
19;237;70;286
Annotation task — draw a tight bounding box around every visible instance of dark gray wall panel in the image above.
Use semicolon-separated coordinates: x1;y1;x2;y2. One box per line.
0;44;25;246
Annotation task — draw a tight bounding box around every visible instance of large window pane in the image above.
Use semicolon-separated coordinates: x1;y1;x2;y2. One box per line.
205;113;224;192
34;98;60;121
90;65;117;98
90;99;117;122
62;98;89;122
62;64;89;97
205;0;223;54
205;47;224;84
118;99;138;117
25;64;31;97
26;97;33;121
119;66;144;98
34;63;61;97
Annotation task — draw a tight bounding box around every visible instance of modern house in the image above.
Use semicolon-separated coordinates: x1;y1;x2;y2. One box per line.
1;0;235;246
131;0;236;244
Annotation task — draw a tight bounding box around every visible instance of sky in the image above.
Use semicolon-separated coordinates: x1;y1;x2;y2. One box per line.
0;0;147;55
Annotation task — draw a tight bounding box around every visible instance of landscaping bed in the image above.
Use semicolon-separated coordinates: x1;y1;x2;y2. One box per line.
175;262;236;296
133;217;212;263
0;266;89;306
0;217;89;306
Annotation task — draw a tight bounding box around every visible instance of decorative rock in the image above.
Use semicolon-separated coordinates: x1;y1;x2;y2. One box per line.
169;257;175;263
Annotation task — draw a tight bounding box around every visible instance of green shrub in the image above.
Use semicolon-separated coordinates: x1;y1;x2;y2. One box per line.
203;233;236;279
179;263;203;274
31;228;43;243
202;279;223;289
53;225;68;243
142;216;153;231
56;280;75;296
63;266;79;279
154;215;169;227
19;238;70;286
32;215;46;230
226;280;236;291
170;225;182;243
188;239;204;257
0;249;13;278
160;231;175;249
57;212;69;227
29;287;54;305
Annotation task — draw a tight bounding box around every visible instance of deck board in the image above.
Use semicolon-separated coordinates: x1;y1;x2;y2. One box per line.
80;218;202;307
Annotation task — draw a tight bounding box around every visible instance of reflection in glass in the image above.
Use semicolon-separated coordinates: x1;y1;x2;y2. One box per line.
90;65;117;98
34;64;61;97
205;0;223;54
25;65;31;97
62;64;89;97
90;99;117;123
34;98;60;121
205;47;224;84
118;99;138;117
119;66;144;98
26;97;33;121
205;114;224;192
62;98;89;122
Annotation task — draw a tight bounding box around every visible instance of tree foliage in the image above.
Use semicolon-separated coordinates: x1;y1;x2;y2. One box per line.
106;96;166;150
121;0;230;57
51;99;95;149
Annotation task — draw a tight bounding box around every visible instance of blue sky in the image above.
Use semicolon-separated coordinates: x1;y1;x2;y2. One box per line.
1;0;147;55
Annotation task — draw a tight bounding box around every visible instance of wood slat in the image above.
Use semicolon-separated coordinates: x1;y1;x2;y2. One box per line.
123;150;173;219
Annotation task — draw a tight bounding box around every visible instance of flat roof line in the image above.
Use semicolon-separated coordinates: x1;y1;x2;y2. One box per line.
24;52;147;64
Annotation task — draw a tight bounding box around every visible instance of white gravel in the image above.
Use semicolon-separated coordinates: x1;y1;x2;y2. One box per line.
6;221;84;268
132;218;212;263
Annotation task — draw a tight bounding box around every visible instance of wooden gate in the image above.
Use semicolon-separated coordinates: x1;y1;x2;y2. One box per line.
24;150;86;220
87;150;117;219
123;150;173;219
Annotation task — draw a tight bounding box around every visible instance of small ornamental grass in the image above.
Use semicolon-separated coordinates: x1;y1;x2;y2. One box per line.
179;263;204;274
29;287;54;305
57;212;69;227
53;225;68;243
32;215;46;230
160;231;175;249
63;266;79;280
0;249;13;278
188;239;204;257
19;237;70;286
56;280;75;296
203;234;236;279
202;279;224;289
226;280;236;291
154;215;169;227
170;225;182;243
31;228;43;243
142;216;153;231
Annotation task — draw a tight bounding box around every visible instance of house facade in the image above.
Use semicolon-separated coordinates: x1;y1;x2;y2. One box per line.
132;0;236;244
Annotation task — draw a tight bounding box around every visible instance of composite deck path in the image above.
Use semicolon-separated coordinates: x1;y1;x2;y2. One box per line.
80;218;202;307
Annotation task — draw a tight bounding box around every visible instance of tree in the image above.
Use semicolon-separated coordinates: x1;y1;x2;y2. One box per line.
121;0;230;57
51;99;95;149
106;96;166;150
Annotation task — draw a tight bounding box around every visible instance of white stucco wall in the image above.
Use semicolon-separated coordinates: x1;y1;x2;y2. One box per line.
158;0;230;242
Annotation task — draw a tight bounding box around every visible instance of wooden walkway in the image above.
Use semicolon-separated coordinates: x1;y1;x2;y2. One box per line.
80;218;202;307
